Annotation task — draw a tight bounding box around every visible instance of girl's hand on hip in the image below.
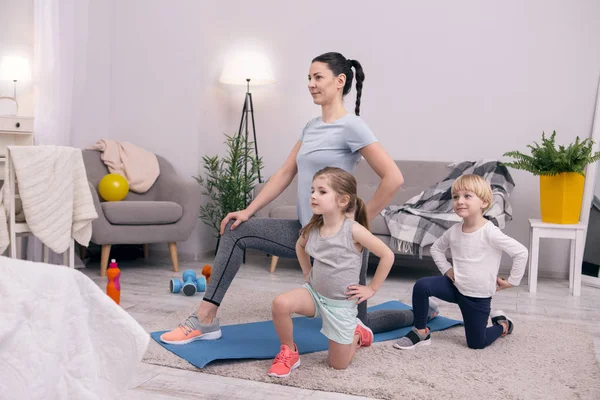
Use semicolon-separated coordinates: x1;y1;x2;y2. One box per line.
220;209;252;234
346;285;376;304
445;268;455;282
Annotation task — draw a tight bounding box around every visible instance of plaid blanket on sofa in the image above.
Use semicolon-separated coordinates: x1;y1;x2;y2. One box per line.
381;159;515;257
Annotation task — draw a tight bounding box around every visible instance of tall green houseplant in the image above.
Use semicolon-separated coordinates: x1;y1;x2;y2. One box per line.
195;133;263;243
503;131;600;224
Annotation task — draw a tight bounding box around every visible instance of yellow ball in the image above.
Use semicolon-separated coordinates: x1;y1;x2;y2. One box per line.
98;173;129;202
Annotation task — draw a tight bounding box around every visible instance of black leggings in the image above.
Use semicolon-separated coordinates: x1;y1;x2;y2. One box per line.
204;217;415;333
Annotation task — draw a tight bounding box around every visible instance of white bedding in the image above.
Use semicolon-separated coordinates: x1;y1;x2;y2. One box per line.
0;256;149;399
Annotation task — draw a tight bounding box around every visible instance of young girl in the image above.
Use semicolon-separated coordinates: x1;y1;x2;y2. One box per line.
394;174;528;350
267;167;395;378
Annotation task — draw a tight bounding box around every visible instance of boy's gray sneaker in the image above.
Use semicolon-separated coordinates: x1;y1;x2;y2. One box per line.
490;310;514;336
159;314;222;344
393;327;431;350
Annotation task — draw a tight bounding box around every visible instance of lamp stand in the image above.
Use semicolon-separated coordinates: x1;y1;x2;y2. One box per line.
236;78;262;188
235;79;263;265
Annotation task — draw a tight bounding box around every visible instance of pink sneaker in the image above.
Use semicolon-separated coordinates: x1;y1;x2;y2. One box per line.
267;344;300;378
355;319;374;348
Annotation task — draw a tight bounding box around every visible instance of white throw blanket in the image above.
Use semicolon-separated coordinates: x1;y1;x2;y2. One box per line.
0;146;98;254
0;256;150;399
89;139;160;193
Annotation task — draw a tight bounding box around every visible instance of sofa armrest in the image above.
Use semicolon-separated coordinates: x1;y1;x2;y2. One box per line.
88;181;104;217
87;181;114;244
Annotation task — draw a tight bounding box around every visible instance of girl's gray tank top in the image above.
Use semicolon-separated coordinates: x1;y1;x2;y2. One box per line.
305;218;363;300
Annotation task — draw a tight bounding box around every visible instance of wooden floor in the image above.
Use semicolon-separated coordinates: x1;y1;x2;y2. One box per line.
81;252;600;400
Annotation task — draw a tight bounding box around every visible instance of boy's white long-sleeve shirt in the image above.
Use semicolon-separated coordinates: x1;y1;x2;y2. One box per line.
430;221;529;298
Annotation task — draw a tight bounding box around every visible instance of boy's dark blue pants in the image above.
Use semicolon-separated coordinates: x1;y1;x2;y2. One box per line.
413;276;503;349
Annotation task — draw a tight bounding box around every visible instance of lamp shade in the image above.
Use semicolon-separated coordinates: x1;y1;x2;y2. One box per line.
219;51;275;85
0;56;31;81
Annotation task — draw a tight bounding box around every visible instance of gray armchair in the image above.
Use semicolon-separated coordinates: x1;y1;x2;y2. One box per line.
82;150;201;276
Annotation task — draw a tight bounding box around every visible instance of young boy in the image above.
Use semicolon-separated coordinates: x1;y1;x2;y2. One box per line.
394;174;528;350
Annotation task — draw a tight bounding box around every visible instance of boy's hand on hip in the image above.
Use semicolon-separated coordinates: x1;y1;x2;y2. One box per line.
346;285;375;304
445;268;455;282
496;277;513;291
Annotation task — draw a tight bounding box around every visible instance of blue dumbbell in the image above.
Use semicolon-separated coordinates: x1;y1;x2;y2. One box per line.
170;270;207;296
195;275;206;292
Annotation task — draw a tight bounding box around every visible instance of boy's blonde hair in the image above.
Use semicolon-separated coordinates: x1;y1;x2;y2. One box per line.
451;174;493;211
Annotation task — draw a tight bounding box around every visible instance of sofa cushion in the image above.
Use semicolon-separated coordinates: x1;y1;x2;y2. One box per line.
102;201;183;225
269;205;297;220
370;214;391;236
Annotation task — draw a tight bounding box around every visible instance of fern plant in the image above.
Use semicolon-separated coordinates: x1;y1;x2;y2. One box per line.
194;133;263;238
502;131;600;176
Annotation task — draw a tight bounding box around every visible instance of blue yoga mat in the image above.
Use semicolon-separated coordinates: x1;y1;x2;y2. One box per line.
151;301;462;368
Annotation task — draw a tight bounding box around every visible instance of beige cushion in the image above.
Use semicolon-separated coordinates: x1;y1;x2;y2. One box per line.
370;214;391;236
102;201;183;225
269;205;297;220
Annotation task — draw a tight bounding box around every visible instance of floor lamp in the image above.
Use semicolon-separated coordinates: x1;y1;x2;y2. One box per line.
237;78;262;184
220;50;276;192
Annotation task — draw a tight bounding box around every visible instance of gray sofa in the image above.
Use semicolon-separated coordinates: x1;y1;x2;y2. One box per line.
82;149;202;276
254;159;451;272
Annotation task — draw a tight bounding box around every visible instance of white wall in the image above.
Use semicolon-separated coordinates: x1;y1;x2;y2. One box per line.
0;0;34;115
6;1;600;276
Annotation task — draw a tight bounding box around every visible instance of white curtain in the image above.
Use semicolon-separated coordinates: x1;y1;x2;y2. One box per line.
33;0;89;146
28;0;90;264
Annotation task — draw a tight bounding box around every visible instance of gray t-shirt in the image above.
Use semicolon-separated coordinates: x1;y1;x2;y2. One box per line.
296;114;378;226
306;218;363;299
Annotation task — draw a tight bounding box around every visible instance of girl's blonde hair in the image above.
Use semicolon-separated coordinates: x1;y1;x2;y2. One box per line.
451;174;493;210
300;167;369;238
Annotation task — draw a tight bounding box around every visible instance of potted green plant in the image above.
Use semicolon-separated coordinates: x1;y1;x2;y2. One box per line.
195;133;263;249
502;131;600;224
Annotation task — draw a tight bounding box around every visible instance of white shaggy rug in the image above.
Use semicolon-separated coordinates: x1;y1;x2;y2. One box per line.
141;284;600;400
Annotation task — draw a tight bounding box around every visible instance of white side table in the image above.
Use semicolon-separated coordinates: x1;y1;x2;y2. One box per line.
528;218;586;296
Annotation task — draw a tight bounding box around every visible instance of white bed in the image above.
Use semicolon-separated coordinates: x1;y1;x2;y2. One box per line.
0;256;149;399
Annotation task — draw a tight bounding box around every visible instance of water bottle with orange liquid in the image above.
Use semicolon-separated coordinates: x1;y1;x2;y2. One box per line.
106;259;121;305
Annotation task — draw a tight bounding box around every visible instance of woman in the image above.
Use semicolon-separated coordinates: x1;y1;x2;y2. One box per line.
161;52;436;344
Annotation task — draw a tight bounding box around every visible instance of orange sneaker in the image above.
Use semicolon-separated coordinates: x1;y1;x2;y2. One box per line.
267;344;300;378
159;315;222;345
355;319;374;348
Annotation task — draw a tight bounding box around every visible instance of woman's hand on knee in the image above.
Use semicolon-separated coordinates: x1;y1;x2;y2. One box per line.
220;209;252;234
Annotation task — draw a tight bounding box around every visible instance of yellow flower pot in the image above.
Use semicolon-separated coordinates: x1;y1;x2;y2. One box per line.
539;173;585;224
